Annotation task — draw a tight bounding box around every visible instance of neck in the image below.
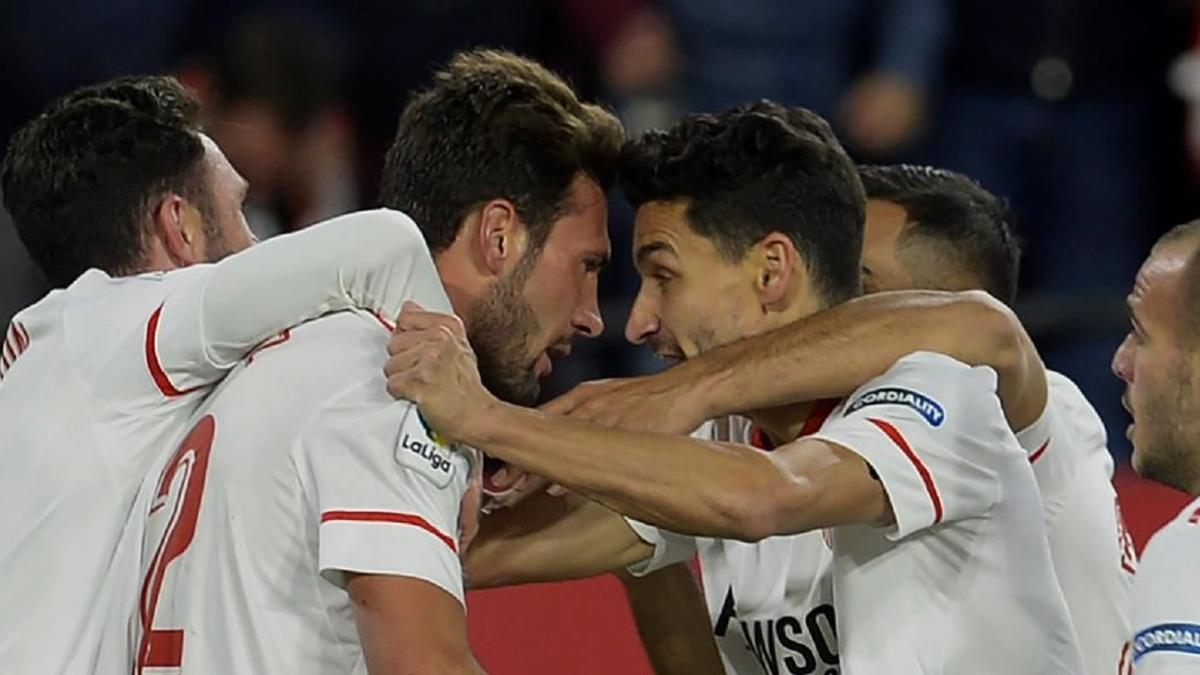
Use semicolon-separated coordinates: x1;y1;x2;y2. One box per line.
432;248;487;323
746;401;818;445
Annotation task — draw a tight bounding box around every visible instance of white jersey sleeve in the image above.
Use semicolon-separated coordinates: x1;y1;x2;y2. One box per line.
299;392;473;605
149;208;446;394
809;351;1008;540
1130;497;1200;674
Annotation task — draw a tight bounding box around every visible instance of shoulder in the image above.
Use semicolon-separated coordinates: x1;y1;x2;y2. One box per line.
1146;498;1200;561
841;351;999;429
315;208;425;246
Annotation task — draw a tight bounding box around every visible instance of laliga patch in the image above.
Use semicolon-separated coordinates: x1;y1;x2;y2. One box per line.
1134;623;1200;662
845;387;946;427
394;411;456;488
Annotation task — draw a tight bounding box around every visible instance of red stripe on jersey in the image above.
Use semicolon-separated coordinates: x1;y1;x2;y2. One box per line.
1118;641;1132;675
321;509;457;553
144;305;207;398
3;330;17;361
1029;439;1050;464
1;338;13;368
141;629;183;668
866;417;945;525
13;322;29;352
371;309;396;332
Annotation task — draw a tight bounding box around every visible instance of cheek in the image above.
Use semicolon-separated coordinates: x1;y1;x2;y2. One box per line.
522;260;577;324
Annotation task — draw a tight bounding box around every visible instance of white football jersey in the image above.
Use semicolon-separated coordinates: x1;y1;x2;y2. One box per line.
1127;496;1200;674
130;307;471;675
1017;371;1136;674
0;209;436;675
628;409;840;675
810;351;1084;673
630;352;1085;674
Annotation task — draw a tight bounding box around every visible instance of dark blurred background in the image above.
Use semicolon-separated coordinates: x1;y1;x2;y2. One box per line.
4;0;1200;466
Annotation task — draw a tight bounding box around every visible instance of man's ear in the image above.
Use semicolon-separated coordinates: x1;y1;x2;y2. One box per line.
475;198;529;276
151;194;205;267
754;232;802;310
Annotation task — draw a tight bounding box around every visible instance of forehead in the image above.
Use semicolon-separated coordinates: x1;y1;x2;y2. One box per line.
545;174;609;252
1132;240;1195;326
632;200;724;261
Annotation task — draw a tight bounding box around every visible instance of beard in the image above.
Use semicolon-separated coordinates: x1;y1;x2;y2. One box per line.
465;257;541;407
1135;364;1200;495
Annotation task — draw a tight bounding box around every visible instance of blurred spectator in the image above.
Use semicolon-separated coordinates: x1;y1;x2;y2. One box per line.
920;0;1193;457
590;0;948;156
180;10;357;238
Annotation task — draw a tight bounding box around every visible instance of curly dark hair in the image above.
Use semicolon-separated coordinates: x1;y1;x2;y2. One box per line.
619;100;865;305
2;75;210;287
859;164;1021;305
379;49;624;255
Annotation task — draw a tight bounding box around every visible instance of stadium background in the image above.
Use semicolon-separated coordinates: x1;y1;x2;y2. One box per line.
2;1;1198;671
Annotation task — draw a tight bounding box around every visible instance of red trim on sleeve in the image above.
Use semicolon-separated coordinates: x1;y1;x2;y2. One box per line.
321;509;457;553
14;322;29;352
1029;439;1050;464
371;309;396;332
866;417;945;525
144;305;207;398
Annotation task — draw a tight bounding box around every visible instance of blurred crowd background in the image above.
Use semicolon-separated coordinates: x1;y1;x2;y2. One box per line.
4;0;1200;465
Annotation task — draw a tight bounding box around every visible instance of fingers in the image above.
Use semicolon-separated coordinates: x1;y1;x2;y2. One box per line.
539;379;615;415
392;304;465;345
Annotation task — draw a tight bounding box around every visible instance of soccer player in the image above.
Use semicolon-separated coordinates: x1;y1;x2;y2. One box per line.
570;164;1135;674
129;50;622;674
388;102;1085;673
0;76;451;674
1113;221;1200;673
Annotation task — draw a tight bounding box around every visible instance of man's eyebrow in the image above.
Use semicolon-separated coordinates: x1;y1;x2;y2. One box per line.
1127;299;1146;332
635;241;675;266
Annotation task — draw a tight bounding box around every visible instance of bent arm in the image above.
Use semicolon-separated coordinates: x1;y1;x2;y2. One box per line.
466;492;652;588
463;404;889;542
154;209;446;390
677;289;1046;430
348;573;485;675
621;564;725;675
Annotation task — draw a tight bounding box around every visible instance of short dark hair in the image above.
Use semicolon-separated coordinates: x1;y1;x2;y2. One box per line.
860;164;1021;305
380;49;624;255
619;100;865;305
2;75;209;286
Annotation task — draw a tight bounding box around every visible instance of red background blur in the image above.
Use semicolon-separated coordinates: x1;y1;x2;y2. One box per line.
466;467;1192;674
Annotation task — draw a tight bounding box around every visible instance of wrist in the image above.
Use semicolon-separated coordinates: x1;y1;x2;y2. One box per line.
457;393;509;448
677;357;736;421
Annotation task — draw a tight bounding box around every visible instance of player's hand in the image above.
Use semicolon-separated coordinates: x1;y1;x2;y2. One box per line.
543;372;708;435
480;463;557;510
385;301;494;444
458;451;484;556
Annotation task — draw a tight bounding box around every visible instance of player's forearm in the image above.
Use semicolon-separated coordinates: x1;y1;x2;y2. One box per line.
187;210;439;368
684;290;1037;424
466;493;651;587
622;565;725;675
464;402;798;542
